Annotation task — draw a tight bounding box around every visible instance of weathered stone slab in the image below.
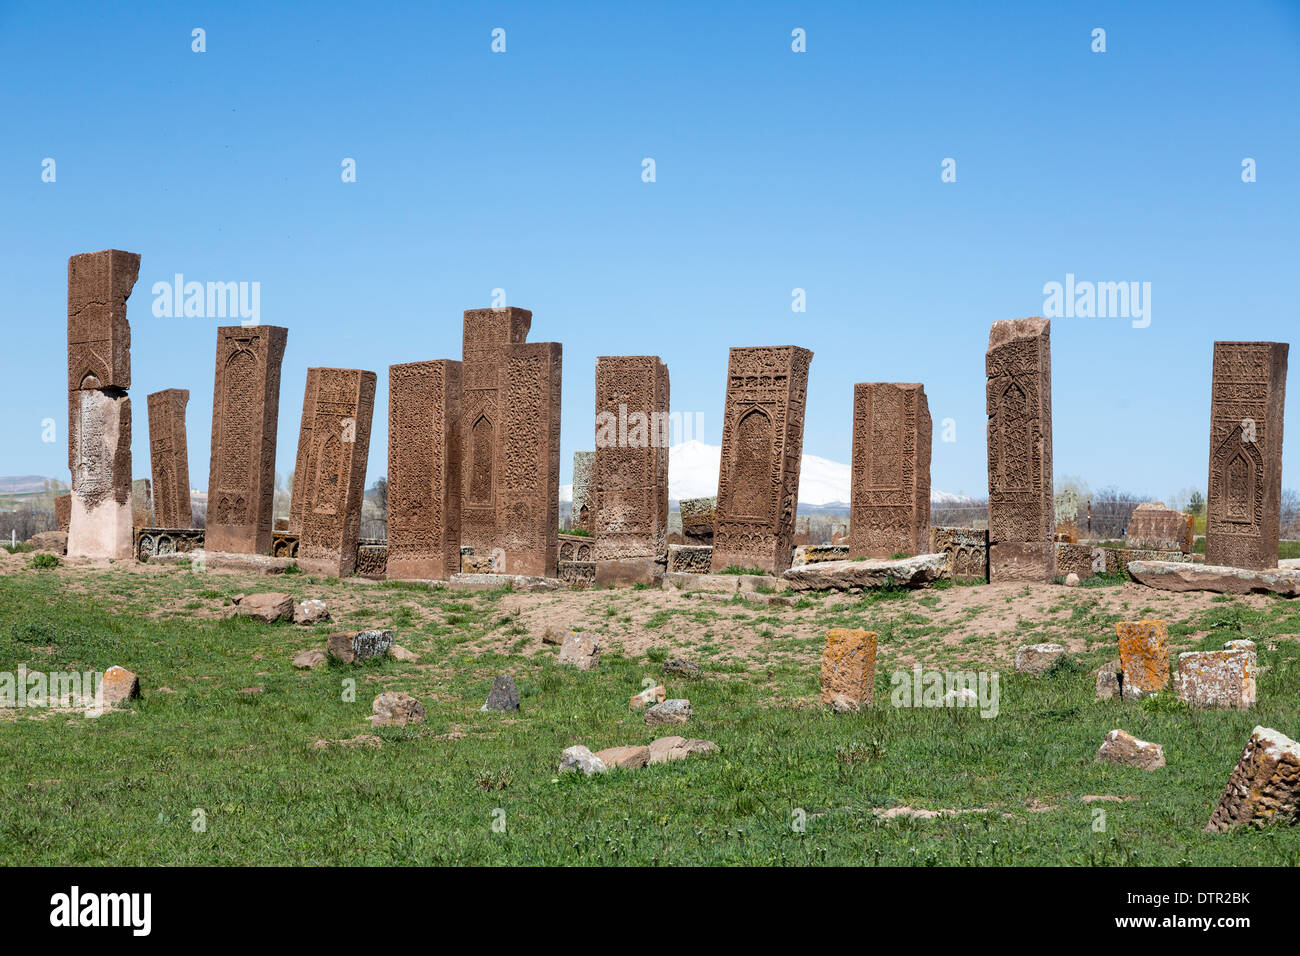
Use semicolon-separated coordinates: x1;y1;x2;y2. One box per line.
986;317;1055;582
711;346;813;574
667;543;712;574
558;632;601;670
558;534;594;563
387;360;462;580
67;250;138;392
1097;729;1166;770
1055;542;1098;579
481;674;520;712
558;559;596;588
130;478;153;529
67;388;133;559
1116;620;1170;695
594;356;670;586
354;541;386;579
327;628;394;663
930;527;988;582
1205;726;1300;832
288;368;376;576
783;553;947;591
662;571;789;593
594;745;651;770
450;572;560;592
645;699;691;726
1178;640;1256;709
234;592;294;623
55;493;71;531
647;736;718;763
207;325;288;555
1126;502;1193;552
820;628;877;711
571;450;595;533
792;544;849;566
146;389;192;528
1206;342;1288;570
850;383;931;558
459;308;561;578
680;496;716;545
1015;643;1065;675
1129;560;1300;596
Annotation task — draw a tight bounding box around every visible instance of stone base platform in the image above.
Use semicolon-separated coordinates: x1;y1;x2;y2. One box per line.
1128;561;1300;597
662;571;790;593
450;573;562;593
783;553;948;591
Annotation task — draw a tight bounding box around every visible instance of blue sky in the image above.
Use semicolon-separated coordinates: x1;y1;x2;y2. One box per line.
2;0;1298;501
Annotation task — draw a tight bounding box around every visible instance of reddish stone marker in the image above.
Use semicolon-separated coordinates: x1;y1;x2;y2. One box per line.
55;494;71;532
459;307;561;578
67;249;138;392
291;368;376;577
206;325;288;555
147;388;193;528
387;360;463;580
1205;342;1288;570
985;317;1056;582
849;382;932;559
710;345;813;575
66;249;140;560
594;355;670;586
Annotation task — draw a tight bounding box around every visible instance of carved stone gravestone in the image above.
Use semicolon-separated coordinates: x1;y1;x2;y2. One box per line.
459;307;561;579
571;450;595;533
986;317;1055;582
850;382;931;558
710;346;813;575
387;360;463;580
66;249;140;560
291;368;376;577
1206;342;1288;570
147;388;192;528
594;356;670;586
206;325;288;555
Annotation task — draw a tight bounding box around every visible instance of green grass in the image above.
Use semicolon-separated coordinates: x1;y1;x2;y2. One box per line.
1;567;1299;865
717;566;769;576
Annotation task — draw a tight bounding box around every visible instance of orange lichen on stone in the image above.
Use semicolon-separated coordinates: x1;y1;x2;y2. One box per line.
1116;620;1170;694
819;628;877;710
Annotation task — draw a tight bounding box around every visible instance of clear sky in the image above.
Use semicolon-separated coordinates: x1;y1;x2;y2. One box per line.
3;0;1298;502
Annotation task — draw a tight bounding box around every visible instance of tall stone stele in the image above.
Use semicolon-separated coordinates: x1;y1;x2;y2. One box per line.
985;317;1055;582
571;450;595;533
849;382;931;558
387;360;463;580
206;325;288;555
1205;342;1288;570
67;249;140;560
289;368;377;577
460;307;562;578
147;388;193;528
593;356;670;586
710;345;813;575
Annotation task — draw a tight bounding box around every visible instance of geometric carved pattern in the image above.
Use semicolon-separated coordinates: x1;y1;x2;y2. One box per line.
147;388;192;528
985;317;1055;582
1206;341;1288;570
67;249;138;392
206;325;288;555
593;356;670;566
711;345;813;574
387;360;463;580
291;367;376;577
458;307;560;578
849;382;931;558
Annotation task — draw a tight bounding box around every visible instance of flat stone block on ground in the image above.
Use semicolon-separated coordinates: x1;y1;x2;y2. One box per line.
1128;560;1300;596
783;553;947;591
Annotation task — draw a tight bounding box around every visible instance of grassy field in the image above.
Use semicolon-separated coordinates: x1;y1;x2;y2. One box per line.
2;559;1299;865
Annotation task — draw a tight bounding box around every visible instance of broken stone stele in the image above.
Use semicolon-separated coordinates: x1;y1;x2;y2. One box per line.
146;388;193;528
327;628;395;664
288;368;377;577
1014;643;1065;675
1096;729;1166;770
1115;620;1170;695
1177;640;1256;709
849;382;931;559
679;496;716;545
558;632;600;670
1128;560;1300;596
985;317;1056;582
66;249;141;561
1205;726;1300;832
459;307;561;579
783;553;947;591
206;325;289;555
1125;502;1192;552
930;527;988;583
593;355;670;587
820;628;877;711
710;346;813;575
1205;341;1288;570
481;674;520;712
386;360;463;580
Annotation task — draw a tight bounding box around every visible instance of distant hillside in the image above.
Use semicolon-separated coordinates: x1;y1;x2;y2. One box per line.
0;475;67;495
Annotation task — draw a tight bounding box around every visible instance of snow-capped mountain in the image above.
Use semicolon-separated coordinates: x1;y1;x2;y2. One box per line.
560;441;971;506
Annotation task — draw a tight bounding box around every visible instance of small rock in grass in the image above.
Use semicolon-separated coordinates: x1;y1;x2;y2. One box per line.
593;745;651;769
647;736;718;764
645;698;691;726
292;649;327;670
629;684;666;711
294;599;330;625
102;666;140;706
662;658;700;678
558;633;600;671
481;674;520;712
371;691;425;727
1096;729;1166;770
235;592;294;623
559;745;607;776
1015;643;1065;675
